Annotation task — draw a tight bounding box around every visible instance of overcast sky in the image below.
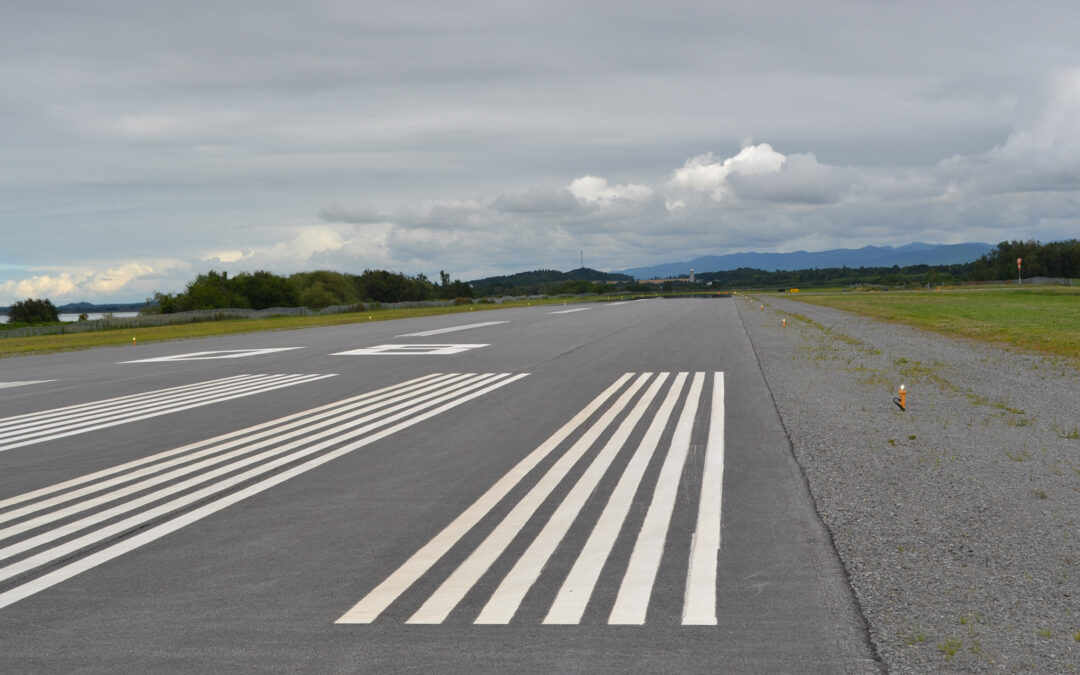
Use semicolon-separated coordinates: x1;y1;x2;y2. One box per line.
3;1;1080;304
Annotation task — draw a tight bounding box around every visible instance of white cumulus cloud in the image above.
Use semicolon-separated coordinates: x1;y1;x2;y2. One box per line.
568;176;654;205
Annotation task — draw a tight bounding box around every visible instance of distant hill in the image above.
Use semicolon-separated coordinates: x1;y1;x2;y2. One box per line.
470;268;632;295
617;242;994;279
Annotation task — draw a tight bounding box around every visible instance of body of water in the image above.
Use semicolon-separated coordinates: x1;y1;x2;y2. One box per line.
0;312;139;324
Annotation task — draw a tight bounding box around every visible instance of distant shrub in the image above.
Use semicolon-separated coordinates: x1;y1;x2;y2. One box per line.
8;298;59;324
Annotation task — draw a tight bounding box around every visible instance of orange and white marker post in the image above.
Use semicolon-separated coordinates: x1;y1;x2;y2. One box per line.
894;384;907;411
1017;257;1022;285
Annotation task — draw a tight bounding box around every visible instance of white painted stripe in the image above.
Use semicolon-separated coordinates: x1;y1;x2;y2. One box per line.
475;374;669;624
547;307;590;315
0;374;299;440
336;373;634;624
544;373;688;625
0;373;447;512
0;375;480;547
406;373;652;625
0;380;56;389
0;374;337;453
683;372;725;625
119;347;303;363
396;321;508;337
0;375;255;427
0;374;462;524
609;372;705;625
0;374;528;611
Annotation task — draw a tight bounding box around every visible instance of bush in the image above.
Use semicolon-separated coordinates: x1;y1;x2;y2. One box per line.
8;298;59;324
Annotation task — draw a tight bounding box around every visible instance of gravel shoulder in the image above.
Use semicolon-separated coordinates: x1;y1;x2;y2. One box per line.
736;294;1080;673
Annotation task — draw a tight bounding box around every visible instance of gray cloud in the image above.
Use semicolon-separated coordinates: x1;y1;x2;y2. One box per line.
4;1;1080;301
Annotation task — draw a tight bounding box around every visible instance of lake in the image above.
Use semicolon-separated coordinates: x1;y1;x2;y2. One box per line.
0;312;139;324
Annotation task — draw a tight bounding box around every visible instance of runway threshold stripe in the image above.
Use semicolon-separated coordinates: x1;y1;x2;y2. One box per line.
0;374;478;545
0;373;447;512
406;373;652;625
609;372;705;625
0;374;297;440
0;374;336;453
335;373;635;625
0;375;254;426
0;375;502;578
544;373;690;625
476;374;670;624
683;372;725;625
0;374;463;527
0;373;527;610
339;371;725;627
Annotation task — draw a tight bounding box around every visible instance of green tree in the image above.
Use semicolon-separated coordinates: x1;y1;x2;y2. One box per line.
8;298;60;324
230;271;299;309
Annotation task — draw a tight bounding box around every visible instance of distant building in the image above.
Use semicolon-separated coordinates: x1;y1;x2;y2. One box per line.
689;268;695;283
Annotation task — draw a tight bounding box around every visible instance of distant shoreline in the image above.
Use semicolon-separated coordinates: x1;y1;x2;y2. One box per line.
0;312;140;325
0;302;146;314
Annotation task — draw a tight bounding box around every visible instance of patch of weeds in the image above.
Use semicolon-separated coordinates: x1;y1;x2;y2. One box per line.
938;639;963;660
1005;450;1030;462
967;392;989;406
905;631;926;645
908;434;917;440
1031;489;1049;499
994;401;1026;415
1009;416;1032;427
1073;630;1080;642
1060;426;1080;440
1038;629;1053;639
888;438;897;446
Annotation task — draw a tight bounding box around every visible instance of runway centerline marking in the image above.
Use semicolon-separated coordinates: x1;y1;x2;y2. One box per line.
396;321;508;337
548;307;591;315
332;344;488;356
121;347;302;363
0;380;55;390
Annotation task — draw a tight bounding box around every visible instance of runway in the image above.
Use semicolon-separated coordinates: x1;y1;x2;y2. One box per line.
0;298;879;672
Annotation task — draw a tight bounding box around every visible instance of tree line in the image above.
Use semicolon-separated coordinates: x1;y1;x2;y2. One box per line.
971;239;1080;281
697;239;1080;289
146;269;474;313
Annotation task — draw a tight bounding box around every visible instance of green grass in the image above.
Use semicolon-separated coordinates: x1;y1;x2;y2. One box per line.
786;286;1080;363
0;296;600;358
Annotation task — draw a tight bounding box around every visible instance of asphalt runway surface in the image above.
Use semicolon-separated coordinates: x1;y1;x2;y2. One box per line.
0;298;880;672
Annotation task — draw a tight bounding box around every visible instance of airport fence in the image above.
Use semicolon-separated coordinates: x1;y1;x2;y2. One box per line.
0;295;563;340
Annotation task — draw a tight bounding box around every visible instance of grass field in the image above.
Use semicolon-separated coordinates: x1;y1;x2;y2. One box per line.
0;296;603;358
784;286;1080;362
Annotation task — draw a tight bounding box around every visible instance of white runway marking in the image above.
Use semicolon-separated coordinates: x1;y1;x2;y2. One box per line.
683;372;725;625
339;371;726;627
0;372;528;611
121;347;302;363
396;321;508;337
548;307;591;314
610;372;705;624
0;374;334;453
332;344;488;356
0;380;55;389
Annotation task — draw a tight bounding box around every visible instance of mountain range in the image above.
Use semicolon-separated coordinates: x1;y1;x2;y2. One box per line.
617;242;994;279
